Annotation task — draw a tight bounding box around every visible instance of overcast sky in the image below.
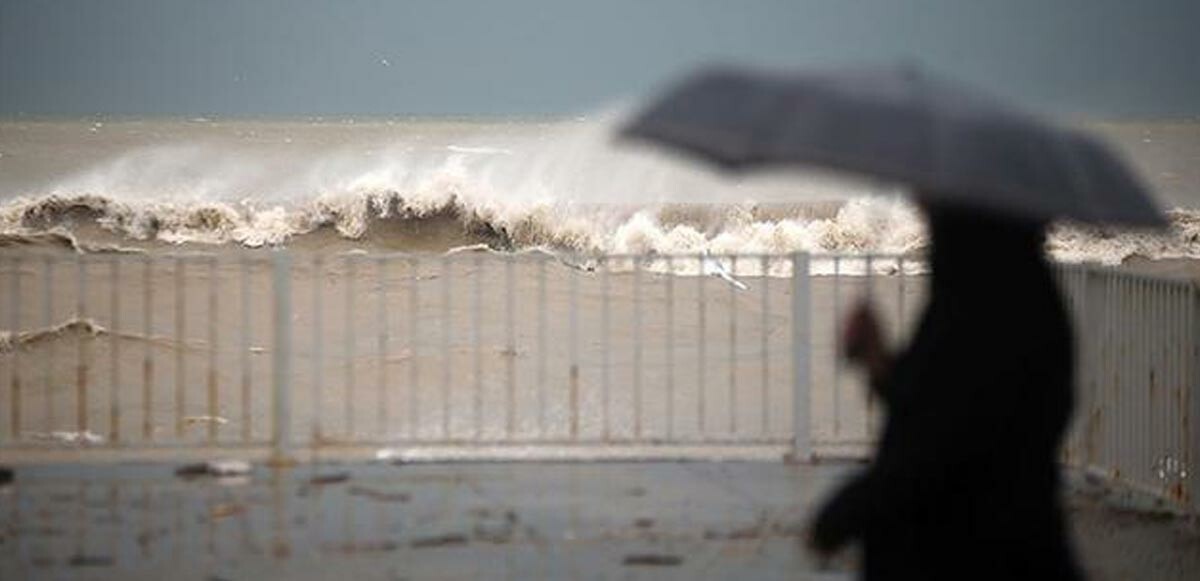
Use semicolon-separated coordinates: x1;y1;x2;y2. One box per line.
2;0;1197;118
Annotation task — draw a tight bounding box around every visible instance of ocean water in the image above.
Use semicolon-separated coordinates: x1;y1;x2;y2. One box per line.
1;116;1198;265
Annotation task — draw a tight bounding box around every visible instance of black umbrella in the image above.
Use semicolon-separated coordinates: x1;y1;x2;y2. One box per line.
621;64;1165;227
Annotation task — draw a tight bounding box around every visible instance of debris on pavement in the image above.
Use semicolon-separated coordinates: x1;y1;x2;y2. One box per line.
472;509;518;543
308;471;351;486
623;554;683;566
68;554;114;568
348;485;410;503
28;430;106;445
704;513;769;540
175;460;253;479
183;415;230;427
209;503;247;520
410;533;468;549
373;448;402;463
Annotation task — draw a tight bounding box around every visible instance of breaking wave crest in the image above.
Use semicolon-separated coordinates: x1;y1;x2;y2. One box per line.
0;184;932;253
2;189;1199;265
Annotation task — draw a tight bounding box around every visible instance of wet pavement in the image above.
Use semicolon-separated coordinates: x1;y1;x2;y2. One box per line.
2;460;1197;580
0;461;858;580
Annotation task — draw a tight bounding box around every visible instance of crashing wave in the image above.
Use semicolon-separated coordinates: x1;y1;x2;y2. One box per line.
1;189;1198;267
0;115;1194;266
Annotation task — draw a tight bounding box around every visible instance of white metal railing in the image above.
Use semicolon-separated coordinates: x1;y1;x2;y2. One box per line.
0;252;281;450
0;251;817;460
1054;265;1198;512
0;250;1195;512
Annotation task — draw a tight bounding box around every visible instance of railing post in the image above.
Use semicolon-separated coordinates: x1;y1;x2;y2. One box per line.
789;252;811;462
270;250;295;466
1191;282;1200;513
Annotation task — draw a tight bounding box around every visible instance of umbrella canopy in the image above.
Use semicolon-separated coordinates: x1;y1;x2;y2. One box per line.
621;65;1166;228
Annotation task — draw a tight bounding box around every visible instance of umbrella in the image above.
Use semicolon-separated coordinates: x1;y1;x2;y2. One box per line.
621;64;1165;228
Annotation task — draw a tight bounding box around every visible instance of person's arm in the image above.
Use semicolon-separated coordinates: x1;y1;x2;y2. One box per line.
809;392;973;553
843;300;895;403
809;347;1013;555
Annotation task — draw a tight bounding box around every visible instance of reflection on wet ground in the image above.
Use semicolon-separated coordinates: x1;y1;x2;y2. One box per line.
0;462;855;580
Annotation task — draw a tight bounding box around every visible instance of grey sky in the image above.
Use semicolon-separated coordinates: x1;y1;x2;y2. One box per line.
2;0;1197;118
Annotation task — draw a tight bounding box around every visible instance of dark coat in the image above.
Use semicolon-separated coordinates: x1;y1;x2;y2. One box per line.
812;207;1083;580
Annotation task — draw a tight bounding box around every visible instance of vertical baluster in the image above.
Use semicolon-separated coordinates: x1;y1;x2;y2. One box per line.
1161;282;1171;494
760;255;770;436
633;256;643;439
1102;272;1114;469
8;256;21;438
897;257;907;336
791;252;811;460
1176;283;1187;488
1176;280;1187;499
407;256;420;439
728;255;737;436
77;255;89;433
239;255;251;442
1148;280;1157;486
344;254;356;438
43;255;55;429
536;257;547;437
665;255;675;439
1149;280;1158;489
143;255;154;441
601;256;610;441
1139;279;1149;483
206;256;218;443
865;255;875;437
1111;275;1120;476
832;256;841;439
1188;281;1199;512
1113;278;1123;480
1162;281;1172;491
312;255;324;442
473;254;483;440
109;257;120;443
1129;278;1138;483
376;256;389;436
568;258;579;440
270;251;293;464
505;254;516;437
173;257;185;439
697;254;707;438
440;254;451;440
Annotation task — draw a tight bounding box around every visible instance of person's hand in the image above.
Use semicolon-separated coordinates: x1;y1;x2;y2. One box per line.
842;300;883;366
805;528;834;569
805;517;843;570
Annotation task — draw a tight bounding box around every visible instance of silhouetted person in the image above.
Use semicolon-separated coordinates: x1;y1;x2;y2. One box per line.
809;202;1083;580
